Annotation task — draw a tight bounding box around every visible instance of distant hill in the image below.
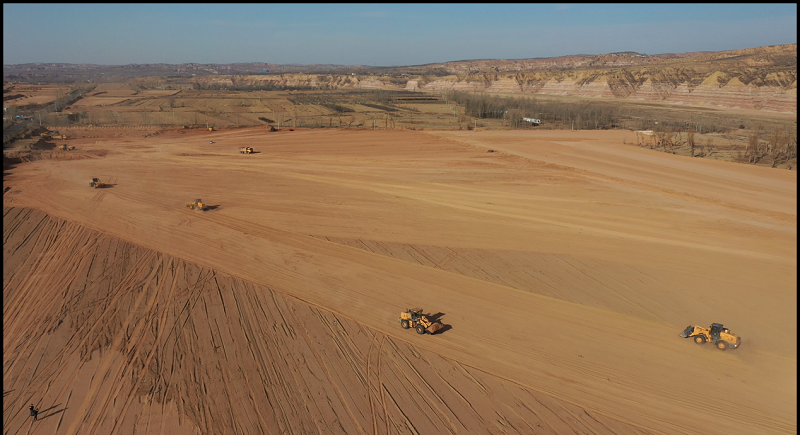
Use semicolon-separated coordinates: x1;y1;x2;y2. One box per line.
4;44;796;113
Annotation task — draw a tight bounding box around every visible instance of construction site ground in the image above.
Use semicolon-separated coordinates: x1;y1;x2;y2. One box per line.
3;126;796;434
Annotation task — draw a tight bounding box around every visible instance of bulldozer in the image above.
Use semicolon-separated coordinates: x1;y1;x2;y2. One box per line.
239;146;254;154
680;323;741;350
186;198;206;211
89;178;105;188
399;308;443;335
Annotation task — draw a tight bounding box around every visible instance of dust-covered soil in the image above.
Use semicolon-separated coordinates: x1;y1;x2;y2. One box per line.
3;126;796;434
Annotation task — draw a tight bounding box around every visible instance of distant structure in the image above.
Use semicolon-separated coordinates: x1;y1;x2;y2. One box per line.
258;70;269;73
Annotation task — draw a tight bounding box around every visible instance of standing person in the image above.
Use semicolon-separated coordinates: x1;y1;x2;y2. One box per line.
29;404;39;421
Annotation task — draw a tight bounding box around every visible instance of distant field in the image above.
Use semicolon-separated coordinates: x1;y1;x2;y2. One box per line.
3;84;71;107
4;78;795;170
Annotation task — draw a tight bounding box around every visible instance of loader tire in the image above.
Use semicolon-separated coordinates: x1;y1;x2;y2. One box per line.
400;320;409;329
716;341;728;351
415;325;426;335
694;335;706;345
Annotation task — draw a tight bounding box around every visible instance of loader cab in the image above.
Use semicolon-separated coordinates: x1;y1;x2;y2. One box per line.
710;323;724;341
407;308;423;321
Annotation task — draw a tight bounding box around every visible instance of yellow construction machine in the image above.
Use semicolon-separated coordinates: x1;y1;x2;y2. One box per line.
186;198;206;211
399;308;443;335
89;178;105;188
239;146;254;154
679;323;741;350
59;144;68;150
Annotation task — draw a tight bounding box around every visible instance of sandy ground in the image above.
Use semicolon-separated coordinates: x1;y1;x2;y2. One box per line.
3;126;796;434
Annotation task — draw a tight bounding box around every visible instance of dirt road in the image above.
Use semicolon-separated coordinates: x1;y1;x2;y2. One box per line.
3;127;796;434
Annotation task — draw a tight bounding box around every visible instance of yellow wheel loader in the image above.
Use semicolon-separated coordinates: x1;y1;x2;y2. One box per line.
186;199;206;211
89;178;105;188
679;323;741;350
399;308;443;335
239;147;254;154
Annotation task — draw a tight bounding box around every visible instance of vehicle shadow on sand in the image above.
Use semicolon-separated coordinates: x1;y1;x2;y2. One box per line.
428;312;451;335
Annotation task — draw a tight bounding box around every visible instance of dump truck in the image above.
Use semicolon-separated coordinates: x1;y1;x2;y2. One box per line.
186;198;206;211
680;323;741;350
53;134;67;140
239;147;254;154
89;178;105;188
59;144;68;150
399;308;443;335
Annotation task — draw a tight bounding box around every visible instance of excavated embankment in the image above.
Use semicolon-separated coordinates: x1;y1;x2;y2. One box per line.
3;207;651;435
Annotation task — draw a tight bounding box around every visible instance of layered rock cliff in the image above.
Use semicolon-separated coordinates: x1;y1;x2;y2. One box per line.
191;44;796;113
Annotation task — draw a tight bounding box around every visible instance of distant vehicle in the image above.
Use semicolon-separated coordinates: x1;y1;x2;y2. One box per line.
209;141;215;144
186;199;207;211
680;323;741;350
399;308;443;335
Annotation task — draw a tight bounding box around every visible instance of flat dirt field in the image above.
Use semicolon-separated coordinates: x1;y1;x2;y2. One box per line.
3;84;71;107
3;127;796;434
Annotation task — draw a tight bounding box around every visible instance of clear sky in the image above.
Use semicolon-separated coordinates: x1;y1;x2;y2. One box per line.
3;3;797;66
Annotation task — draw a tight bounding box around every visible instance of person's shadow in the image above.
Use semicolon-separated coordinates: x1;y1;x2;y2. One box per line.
36;404;68;421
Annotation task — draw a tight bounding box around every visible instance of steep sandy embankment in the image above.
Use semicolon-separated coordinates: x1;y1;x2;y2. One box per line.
3;207;651;435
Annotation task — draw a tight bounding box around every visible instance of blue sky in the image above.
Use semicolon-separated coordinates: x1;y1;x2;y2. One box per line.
3;3;797;66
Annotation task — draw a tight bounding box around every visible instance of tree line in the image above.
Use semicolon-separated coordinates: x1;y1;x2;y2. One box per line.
442;90;621;129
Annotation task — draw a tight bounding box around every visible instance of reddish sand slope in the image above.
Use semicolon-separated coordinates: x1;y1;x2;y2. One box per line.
3;127;796;434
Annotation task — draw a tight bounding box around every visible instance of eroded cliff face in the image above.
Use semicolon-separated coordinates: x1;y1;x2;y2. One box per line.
411;68;797;113
194;69;796;113
190;44;796;113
